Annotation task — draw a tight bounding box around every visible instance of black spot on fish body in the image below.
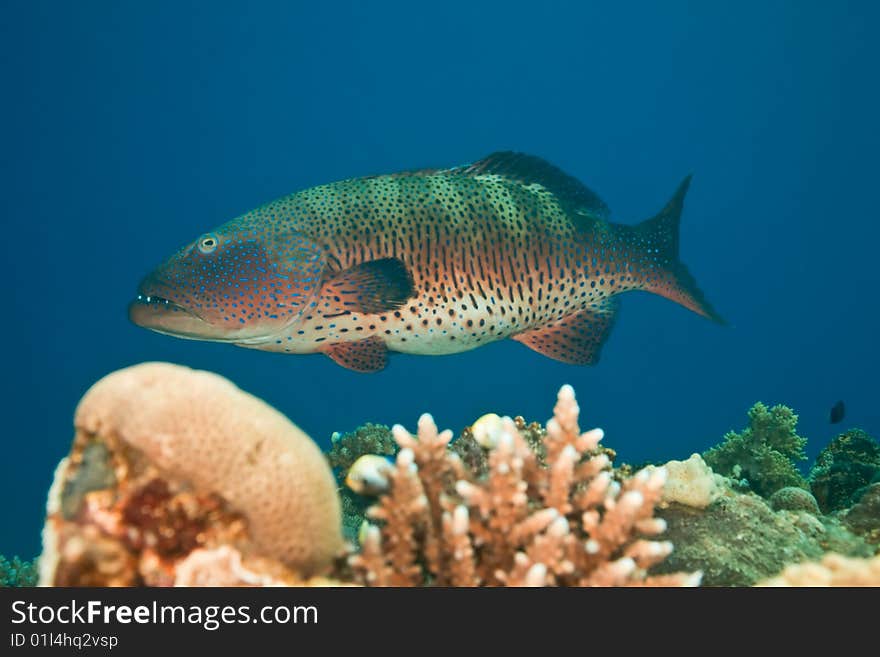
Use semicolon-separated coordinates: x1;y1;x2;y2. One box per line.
830;400;845;424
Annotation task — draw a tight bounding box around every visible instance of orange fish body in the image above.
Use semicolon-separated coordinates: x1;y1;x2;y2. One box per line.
130;152;722;371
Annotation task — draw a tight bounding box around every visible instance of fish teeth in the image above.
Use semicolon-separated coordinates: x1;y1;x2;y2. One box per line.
137;294;170;305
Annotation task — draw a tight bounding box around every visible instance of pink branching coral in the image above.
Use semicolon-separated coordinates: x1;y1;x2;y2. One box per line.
350;384;700;587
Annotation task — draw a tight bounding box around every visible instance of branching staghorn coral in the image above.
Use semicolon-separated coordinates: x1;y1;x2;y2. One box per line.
350;385;699;587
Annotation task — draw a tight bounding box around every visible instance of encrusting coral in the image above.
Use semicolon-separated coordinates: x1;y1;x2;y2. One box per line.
40;362;343;586
349;384;700;587
659;454;722;509
703;402;808;498
757;553;880;586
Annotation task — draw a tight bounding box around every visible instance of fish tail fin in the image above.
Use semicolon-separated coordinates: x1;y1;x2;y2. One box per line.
633;175;725;324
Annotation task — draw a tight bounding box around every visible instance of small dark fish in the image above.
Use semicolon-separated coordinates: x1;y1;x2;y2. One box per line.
830;400;845;424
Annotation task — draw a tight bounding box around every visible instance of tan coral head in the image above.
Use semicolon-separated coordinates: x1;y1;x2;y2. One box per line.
41;361;343;586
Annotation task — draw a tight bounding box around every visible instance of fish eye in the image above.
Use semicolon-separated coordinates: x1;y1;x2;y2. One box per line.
197;234;218;254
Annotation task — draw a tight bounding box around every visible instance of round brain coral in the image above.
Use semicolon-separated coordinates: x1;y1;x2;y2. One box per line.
48;362;342;582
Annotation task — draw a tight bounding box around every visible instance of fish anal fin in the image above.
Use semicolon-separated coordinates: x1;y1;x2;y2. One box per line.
512;300;618;365
323;336;388;372
320;257;415;315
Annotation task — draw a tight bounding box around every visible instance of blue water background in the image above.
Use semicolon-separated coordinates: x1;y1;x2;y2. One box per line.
2;1;878;558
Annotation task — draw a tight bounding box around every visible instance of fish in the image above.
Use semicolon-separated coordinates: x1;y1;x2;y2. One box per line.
130;151;724;372
830;400;845;424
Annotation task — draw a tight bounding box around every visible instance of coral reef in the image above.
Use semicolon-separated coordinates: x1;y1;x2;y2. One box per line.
349;385;699;587
809;429;880;513
651;483;872;586
0;555;38;587
24;361;879;588
40;362;343;586
768;487;820;514
757;553;880;586
702;402;808;498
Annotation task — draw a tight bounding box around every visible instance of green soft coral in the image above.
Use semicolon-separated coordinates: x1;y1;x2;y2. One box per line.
0;555;38;587
703;402;808;498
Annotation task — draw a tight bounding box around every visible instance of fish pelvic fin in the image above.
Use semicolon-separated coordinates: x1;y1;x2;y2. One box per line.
632;176;725;324
323;336;388;372
512;299;618;365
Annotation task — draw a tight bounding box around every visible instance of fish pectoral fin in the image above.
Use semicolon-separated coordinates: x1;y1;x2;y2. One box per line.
322;336;388;372
511;299;618;365
320;257;415;315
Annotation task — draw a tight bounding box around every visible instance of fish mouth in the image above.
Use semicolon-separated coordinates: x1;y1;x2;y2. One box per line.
128;293;280;344
130;294;190;315
128;294;234;341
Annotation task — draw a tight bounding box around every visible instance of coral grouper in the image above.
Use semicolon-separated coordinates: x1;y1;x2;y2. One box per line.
130;152;723;371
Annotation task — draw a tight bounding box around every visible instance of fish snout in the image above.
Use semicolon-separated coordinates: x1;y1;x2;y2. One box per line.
128;292;206;335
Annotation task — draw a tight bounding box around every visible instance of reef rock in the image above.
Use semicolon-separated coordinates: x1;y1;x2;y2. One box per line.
40;362;343;586
651;487;872;586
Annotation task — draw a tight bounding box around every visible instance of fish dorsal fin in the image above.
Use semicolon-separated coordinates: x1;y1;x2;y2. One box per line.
450;151;610;220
